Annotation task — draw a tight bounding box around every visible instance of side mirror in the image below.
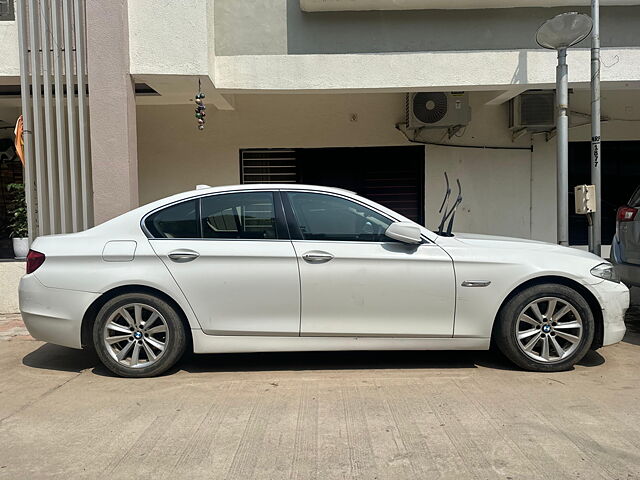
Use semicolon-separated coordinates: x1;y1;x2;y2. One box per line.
385;222;423;244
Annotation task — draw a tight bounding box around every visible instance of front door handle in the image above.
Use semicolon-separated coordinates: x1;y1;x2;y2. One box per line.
168;250;200;263
302;251;334;263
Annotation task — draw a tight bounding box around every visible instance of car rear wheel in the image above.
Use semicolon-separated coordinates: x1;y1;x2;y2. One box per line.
93;293;186;378
494;283;595;372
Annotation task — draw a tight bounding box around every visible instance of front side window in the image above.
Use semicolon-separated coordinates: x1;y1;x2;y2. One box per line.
145;199;199;239
201;192;279;239
286;192;394;242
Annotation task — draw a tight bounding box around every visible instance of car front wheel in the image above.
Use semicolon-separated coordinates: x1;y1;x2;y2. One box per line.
494;283;595;372
93;293;186;378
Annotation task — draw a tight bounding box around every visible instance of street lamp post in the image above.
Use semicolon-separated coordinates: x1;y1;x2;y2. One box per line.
590;0;602;256
536;13;593;246
556;46;570;247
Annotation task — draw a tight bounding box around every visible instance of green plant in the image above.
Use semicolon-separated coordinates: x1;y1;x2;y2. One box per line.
7;183;27;238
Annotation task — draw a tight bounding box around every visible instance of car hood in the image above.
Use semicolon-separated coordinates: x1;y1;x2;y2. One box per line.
440;232;604;263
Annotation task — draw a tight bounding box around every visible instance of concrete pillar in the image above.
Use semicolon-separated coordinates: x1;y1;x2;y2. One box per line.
86;0;138;225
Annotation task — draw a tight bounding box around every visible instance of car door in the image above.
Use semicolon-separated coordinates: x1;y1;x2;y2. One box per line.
147;191;300;336
282;190;456;337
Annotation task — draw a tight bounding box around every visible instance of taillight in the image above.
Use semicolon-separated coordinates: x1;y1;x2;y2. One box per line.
26;249;46;274
617;206;638;222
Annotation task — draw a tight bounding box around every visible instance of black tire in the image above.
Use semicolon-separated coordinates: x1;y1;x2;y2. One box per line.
93;293;186;378
494;283;595;372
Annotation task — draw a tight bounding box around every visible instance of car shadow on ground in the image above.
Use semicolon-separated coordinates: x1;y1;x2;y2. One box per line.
177;349;517;374
22;343;101;374
21;343;607;377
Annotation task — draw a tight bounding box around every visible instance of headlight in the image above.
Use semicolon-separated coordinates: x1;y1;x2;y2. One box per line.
590;263;620;283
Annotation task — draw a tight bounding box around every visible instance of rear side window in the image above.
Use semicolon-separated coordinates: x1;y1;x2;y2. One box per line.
629;187;640;207
201;192;279;239
145;199;199;239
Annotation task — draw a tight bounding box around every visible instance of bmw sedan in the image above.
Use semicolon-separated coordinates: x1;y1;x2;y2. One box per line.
19;184;628;377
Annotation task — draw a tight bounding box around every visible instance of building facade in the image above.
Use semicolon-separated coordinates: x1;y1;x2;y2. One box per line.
1;0;640;258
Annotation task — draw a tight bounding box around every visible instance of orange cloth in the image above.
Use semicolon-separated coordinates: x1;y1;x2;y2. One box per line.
14;115;24;167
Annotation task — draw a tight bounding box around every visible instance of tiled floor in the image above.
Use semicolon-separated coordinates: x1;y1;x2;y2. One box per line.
1;309;640;479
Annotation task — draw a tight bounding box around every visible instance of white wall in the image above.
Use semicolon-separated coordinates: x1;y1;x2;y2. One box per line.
423;92;533;238
137;92;408;201
530;136;557;243
214;0;287;56
0;262;23;314
0;15;19;77
124;1;640;93
128;0;208;76
425;146;533;238
214;48;640;94
136;89;640;241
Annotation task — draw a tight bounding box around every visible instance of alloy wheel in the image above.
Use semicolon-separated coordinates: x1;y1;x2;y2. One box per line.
515;296;583;364
103;303;169;369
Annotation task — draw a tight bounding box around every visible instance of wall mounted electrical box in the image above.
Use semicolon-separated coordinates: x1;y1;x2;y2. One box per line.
574;184;596;214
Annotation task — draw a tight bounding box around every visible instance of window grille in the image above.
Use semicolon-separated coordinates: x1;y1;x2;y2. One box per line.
241;149;298;184
0;0;15;21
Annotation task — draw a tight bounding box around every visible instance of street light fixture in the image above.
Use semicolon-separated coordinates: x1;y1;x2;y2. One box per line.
536;12;593;50
536;12;593;247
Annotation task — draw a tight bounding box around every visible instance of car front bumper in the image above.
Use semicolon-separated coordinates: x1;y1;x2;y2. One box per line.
19;274;99;349
589;279;629;346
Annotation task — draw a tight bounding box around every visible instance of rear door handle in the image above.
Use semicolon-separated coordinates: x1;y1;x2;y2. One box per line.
168;250;200;263
302;251;334;263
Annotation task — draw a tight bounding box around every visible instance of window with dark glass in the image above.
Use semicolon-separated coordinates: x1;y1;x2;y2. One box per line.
201;192;278;239
286;192;394;242
145;199;198;239
0;0;14;21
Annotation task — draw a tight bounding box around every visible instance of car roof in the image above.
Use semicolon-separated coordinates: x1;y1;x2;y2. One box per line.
188;184;357;196
129;184;361;221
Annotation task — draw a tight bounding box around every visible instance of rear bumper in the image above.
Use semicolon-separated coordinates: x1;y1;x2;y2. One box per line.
19;274;99;349
590;279;629;347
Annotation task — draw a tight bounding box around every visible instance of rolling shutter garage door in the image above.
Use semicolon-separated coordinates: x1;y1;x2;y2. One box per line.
241;146;425;225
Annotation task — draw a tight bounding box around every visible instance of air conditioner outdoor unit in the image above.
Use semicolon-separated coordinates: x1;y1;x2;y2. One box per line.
509;91;555;132
408;92;471;130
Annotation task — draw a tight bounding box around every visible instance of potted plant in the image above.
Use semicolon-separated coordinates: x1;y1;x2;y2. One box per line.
7;183;28;259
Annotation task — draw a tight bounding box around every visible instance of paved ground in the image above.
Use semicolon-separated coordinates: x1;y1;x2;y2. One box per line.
1;310;640;479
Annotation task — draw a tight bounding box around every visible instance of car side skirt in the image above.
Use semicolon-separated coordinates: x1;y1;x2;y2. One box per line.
192;330;490;354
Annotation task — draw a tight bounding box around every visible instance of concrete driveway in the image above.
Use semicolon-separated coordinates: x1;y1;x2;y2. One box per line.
1;313;640;479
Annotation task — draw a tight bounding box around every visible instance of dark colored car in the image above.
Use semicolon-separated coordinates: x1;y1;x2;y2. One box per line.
612;186;640;286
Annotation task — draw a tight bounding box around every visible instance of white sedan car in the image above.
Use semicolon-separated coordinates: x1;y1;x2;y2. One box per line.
20;184;628;377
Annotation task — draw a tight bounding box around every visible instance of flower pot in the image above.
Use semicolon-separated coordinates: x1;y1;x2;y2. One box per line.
12;237;29;260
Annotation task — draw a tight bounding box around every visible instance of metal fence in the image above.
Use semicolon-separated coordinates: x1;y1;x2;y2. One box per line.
16;0;92;239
